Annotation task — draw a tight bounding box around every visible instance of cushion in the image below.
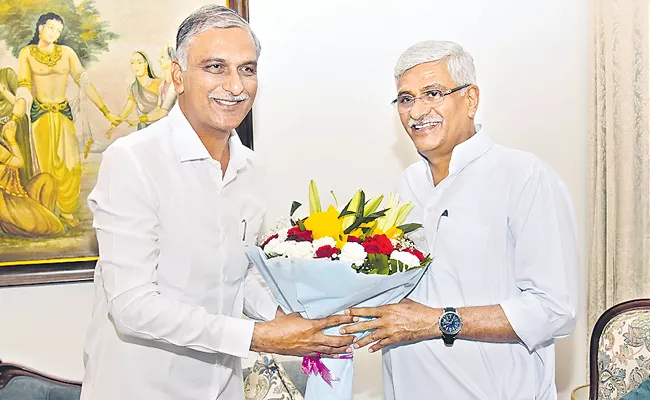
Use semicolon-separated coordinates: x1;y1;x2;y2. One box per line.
0;376;81;400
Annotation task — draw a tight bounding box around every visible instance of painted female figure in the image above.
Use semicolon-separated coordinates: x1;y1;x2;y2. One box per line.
108;51;162;137
0;67;32;184
156;44;178;111
124;45;178;129
0;114;64;237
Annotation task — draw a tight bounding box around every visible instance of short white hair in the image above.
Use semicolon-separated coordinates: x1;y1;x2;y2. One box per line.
176;5;261;69
394;40;476;87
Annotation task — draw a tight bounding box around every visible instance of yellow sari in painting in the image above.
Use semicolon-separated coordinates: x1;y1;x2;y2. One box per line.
30;98;82;216
0;141;64;237
0;67;32;184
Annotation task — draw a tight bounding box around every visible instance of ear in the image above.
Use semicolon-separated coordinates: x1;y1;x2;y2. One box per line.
466;85;480;119
171;60;184;94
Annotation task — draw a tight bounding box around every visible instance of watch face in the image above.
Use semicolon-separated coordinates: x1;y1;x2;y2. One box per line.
440;312;461;335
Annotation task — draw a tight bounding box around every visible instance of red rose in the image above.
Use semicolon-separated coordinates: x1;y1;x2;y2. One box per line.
404;247;426;262
362;234;394;255
287;226;313;242
315;245;339;259
374;234;395;255
362;240;380;254
347;236;361;243
261;234;279;249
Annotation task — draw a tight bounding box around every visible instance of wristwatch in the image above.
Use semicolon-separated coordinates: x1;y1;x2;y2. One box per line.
439;307;462;347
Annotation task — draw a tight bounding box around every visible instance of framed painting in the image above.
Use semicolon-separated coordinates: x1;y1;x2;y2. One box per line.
0;0;251;286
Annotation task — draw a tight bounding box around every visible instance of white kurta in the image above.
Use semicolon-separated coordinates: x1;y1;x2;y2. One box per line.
383;129;579;400
81;105;277;400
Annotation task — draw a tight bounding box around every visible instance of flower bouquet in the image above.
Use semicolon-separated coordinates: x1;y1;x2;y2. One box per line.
246;181;430;400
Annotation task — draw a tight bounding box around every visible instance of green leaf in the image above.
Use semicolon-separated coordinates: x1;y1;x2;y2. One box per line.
344;211;390;237
343;216;366;235
398;260;405;273
397;223;423;234
341;190;362;229
290;201;302;217
363;195;384;217
389;259;397;274
338;198;353;218
370;253;390;275
298;220;306;231
365;209;389;220
388;259;407;274
339;210;356;218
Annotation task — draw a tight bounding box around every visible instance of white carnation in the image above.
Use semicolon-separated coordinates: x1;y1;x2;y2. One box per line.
389;250;420;268
285;241;315;259
265;238;287;256
277;228;290;242
312;236;337;249
340;242;367;266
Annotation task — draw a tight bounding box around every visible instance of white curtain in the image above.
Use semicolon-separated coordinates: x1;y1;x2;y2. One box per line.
588;0;650;330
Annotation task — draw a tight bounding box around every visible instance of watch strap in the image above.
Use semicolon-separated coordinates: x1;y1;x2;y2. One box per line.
440;307;459;346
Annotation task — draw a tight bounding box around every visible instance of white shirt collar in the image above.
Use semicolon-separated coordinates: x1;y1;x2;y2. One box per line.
447;124;493;175
421;124;493;185
168;105;252;171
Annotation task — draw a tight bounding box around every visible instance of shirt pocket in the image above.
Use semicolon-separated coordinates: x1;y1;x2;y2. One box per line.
238;197;265;246
438;213;491;253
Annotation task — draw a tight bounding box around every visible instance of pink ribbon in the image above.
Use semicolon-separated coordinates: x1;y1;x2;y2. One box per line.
301;353;352;387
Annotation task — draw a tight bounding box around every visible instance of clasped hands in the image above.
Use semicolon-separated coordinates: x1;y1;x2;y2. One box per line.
253;299;439;357
105;115;143;139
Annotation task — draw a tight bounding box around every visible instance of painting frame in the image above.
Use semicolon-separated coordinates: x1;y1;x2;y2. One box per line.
0;0;252;287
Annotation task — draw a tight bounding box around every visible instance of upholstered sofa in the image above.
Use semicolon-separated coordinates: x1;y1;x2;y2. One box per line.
0;357;306;400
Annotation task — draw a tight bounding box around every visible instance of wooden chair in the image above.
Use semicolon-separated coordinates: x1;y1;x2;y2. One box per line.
588;299;650;400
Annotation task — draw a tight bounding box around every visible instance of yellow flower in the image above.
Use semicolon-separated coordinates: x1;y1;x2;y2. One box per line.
304;205;342;241
384;226;403;239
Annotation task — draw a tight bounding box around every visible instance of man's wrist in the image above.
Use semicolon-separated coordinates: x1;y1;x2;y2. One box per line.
250;321;269;353
428;308;443;340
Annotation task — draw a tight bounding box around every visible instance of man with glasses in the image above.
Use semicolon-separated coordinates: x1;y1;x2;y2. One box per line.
342;41;579;399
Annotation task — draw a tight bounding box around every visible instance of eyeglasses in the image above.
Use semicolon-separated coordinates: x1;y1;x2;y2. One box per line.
391;84;471;113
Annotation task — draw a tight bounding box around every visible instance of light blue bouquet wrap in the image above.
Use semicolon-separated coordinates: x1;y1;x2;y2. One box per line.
245;246;428;400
